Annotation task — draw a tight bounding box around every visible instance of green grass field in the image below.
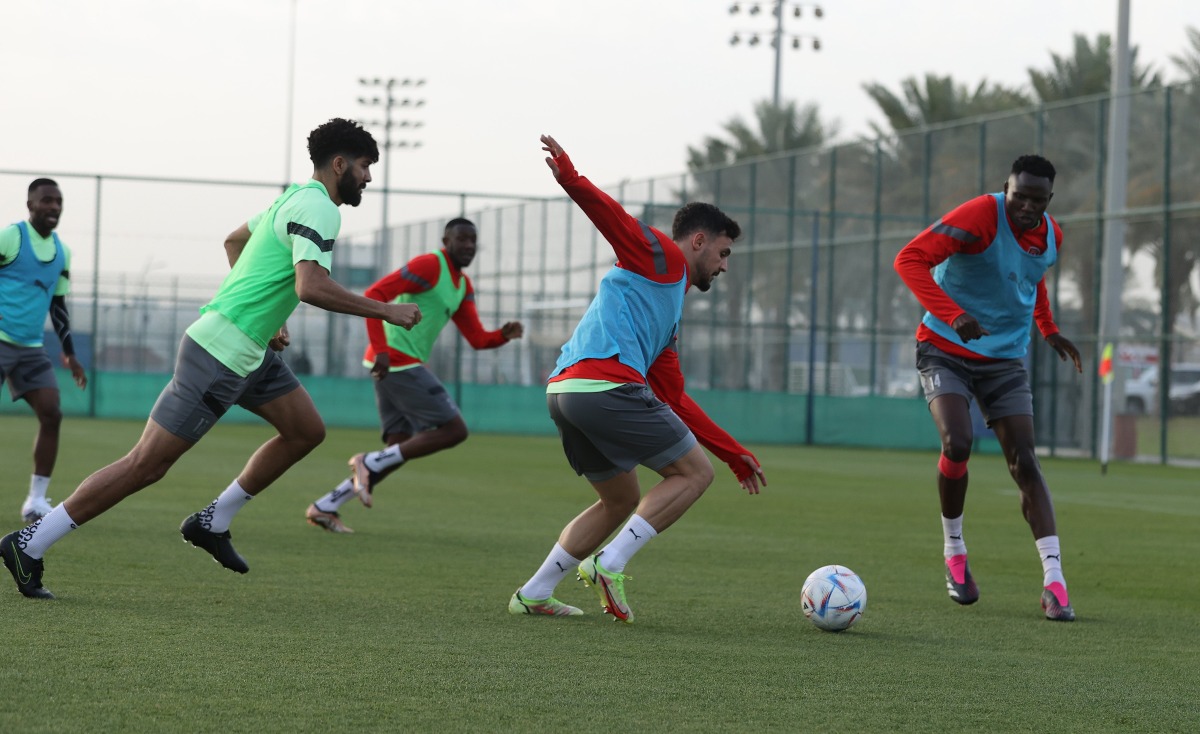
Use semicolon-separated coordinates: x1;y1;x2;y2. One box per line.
0;415;1197;733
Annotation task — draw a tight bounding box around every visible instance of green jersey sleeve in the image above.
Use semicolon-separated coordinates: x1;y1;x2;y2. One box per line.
273;187;339;272
247;208;269;234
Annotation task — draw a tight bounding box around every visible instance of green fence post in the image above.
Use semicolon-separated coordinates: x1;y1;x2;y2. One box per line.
708;170;721;387
782;154;797;392
805;214;820;445
870;140;884;395
89;175;102;418
1089;98;1108;459
1159;86;1173;463
824;146;838;395
745;161;757;390
977;120;987;196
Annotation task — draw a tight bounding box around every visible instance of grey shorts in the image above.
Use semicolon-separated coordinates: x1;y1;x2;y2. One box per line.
915;341;1033;424
547;383;697;483
0;341;58;401
374;365;460;440
150;335;301;442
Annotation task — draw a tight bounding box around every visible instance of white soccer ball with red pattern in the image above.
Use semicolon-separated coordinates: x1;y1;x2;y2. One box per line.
801;564;867;632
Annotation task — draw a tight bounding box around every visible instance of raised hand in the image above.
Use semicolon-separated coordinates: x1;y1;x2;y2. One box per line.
541;134;565;182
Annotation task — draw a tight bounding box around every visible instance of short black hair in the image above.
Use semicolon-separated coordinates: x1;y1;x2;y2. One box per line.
28;178;58;194
307;118;380;168
1011;155;1056;182
672;202;741;242
444;217;475;234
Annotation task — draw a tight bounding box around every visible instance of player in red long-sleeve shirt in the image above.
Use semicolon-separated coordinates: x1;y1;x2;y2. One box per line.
508;135;766;622
304;218;523;533
894;154;1082;622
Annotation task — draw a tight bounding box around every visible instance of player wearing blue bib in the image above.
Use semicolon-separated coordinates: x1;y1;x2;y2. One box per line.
0;179;88;524
895;155;1083;622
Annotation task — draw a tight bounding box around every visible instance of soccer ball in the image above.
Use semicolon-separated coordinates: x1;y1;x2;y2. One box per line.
801;564;867;632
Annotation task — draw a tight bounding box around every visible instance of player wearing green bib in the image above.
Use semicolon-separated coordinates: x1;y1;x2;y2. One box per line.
1;119;422;599
304;218;524;533
0;179;88;525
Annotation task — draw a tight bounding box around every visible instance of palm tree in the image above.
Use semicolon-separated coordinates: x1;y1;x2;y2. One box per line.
857;75;1033;384
1028;33;1161;102
1023;33;1170;349
1153;29;1200;343
687;99;836;169
862;73;1031;137
1169;27;1200;80
681;100;838;391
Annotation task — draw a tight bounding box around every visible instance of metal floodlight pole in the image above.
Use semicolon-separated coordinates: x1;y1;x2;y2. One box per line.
284;0;298;188
772;2;784;107
358;78;426;277
728;2;822;108
1098;0;1131;460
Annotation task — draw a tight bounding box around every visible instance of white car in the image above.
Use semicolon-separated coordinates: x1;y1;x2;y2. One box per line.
1123;364;1200;415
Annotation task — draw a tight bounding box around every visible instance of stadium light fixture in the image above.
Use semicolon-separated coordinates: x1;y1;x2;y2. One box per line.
725;1;823;107
356;77;427;277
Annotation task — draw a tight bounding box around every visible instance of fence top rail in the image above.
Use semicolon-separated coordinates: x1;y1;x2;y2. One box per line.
0;168;553;202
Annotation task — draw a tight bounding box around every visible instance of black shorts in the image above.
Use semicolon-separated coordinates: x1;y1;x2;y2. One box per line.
150;336;301;442
373;365;460;440
915;341;1033;424
0;341;58;401
547;384;696;482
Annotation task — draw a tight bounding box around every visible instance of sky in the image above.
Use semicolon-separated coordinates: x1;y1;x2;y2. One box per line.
1;0;1197;279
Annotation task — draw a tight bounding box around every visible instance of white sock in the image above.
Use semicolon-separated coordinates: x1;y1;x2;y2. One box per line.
1036;535;1065;588
313;479;357;513
597;515;658;573
201;480;253;533
21;504;79;559
942;514;966;558
365;445;404;473
29;475;50;501
521;543;583;600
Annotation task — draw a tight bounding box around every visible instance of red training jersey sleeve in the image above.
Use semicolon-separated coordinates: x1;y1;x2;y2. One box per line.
451;279;509;351
647;345;758;482
552;151;686;284
550;151;689;384
363;251;509;367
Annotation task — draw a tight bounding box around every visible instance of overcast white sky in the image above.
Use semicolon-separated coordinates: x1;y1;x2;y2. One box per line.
1;0;1196;278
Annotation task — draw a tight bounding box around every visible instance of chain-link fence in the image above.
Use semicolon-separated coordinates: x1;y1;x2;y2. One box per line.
4;81;1199;462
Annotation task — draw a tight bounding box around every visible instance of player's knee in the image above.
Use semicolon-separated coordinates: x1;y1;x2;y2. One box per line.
1008;447;1041;484
938;453;969;479
939;436;972;463
126;452;176;487
37;406;63;430
301;421;327;450
685;454;715;494
445;420;469;447
610;492;639;517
